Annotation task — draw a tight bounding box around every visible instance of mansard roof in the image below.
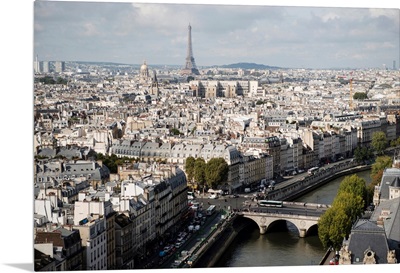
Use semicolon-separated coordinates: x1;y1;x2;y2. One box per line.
380;168;400;200
371;197;400;245
347;219;389;264
115;213;132;228
352;219;385;233
38;147;57;158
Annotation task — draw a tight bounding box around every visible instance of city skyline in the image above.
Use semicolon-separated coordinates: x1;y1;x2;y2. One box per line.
1;1;400;273
34;1;400;70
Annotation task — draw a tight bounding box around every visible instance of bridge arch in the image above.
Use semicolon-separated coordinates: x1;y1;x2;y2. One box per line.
237;211;320;238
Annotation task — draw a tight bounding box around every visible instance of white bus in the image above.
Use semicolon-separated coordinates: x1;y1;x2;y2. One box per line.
258;200;283;208
206;205;216;215
308;167;319;175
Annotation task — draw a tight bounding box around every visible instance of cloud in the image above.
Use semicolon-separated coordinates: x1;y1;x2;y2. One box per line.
81;22;101;37
33;2;399;68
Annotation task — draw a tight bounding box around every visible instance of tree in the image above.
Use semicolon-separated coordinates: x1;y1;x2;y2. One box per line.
371;131;387;155
170;128;183;136
56;77;68;85
318;174;367;250
96;152;105;161
185;157;196;183
194;158;206;187
353;145;373;163
328;206;353;250
93;153;136;174
204;157;229;189
353;92;368;100
367;155;393;203
370;155;392;184
337;174;367;203
318;208;336;249
390;137;400;147
333;191;365;221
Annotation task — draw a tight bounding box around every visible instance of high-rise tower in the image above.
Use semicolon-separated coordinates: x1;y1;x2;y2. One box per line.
181;24;200;75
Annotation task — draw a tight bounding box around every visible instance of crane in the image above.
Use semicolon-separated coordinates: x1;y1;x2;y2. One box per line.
338;71;359;111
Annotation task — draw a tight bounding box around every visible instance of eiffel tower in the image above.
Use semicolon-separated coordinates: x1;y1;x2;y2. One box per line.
181;24;200;75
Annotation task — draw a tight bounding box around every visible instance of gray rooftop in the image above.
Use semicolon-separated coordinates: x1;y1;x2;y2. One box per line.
371;197;400;244
380;168;400;200
347;219;389;264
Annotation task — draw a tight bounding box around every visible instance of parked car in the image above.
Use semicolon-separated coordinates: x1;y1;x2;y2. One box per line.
163;245;173;253
175;242;183;248
208;194;218;199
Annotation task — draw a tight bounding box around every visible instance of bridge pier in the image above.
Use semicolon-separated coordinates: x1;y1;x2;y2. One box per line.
299;229;306;238
259;226;267;235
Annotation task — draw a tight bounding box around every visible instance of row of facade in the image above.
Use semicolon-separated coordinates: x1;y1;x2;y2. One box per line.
34;163;189;270
35;111;400;195
188;80;259;98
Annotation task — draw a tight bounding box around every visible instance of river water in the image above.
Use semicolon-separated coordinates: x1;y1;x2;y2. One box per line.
215;169;372;267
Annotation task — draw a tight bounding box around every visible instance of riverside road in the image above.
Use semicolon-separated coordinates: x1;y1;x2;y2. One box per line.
155;158;367;268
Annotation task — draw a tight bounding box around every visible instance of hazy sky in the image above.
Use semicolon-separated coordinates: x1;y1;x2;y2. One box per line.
34;0;400;69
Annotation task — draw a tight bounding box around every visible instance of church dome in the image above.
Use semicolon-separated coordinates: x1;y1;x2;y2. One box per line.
140;61;148;72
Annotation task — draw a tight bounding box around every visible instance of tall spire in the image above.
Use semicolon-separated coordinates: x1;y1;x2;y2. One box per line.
181;23;200;75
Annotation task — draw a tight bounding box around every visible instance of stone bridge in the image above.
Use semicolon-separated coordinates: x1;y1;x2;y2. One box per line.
236;210;320;238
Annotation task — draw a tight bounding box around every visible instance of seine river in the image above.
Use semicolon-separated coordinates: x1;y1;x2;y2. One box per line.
215;169;372;268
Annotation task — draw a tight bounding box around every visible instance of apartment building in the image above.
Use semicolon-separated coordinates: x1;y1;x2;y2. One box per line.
354;117;382;147
34;248;58;271
264;136;281;177
34;227;84;271
111;164;188;265
240;152;273;189
189;80;258;98
114;213;135;269
73;214;108;270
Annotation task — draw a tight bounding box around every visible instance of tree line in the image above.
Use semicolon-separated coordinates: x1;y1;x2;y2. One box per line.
185;156;229;190
35;76;68;85
318;152;394;251
93;153;165;174
318;174;368;250
354;131;390;163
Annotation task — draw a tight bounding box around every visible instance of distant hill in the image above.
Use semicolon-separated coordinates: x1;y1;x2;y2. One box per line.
74;61;133;66
218;62;281;70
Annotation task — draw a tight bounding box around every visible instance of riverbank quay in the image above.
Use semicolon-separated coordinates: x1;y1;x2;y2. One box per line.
189;211;238;267
177;163;373;268
266;162;371;202
319;247;334;265
185;210;252;268
157;211;222;268
160;210;237;268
